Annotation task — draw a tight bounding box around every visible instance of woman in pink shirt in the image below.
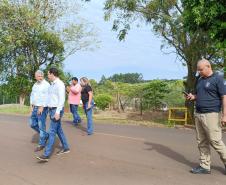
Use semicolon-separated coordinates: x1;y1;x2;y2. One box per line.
67;77;82;125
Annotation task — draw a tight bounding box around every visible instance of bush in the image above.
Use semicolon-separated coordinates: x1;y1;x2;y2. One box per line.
94;94;113;110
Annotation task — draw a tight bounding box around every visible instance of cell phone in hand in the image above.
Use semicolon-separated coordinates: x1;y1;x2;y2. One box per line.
182;91;189;96
86;107;91;111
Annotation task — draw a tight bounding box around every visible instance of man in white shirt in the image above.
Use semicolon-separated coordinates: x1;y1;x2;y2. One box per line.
36;67;70;162
30;70;50;152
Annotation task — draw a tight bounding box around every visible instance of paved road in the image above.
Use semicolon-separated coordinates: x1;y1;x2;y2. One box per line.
0;114;226;185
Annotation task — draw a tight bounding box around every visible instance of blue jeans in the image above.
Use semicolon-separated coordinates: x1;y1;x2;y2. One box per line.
30;106;49;146
84;101;94;135
44;108;69;157
70;104;81;124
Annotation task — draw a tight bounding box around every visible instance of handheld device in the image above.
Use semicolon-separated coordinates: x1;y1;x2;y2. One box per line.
86;107;91;111
182;91;189;96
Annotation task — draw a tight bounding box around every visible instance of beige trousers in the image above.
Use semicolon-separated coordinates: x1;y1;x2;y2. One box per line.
195;112;226;170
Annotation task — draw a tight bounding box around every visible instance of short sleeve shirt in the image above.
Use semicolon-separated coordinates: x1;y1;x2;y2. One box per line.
81;85;92;104
195;73;226;113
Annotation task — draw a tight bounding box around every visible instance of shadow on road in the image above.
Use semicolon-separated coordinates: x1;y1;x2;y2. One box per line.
144;141;225;174
65;120;87;134
31;133;61;152
75;124;87;133
31;133;39;144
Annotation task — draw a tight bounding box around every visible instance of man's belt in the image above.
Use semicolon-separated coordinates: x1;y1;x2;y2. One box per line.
48;107;57;109
33;105;47;108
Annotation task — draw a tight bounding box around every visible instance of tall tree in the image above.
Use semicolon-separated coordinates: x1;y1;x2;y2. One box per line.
103;0;223;123
0;0;98;104
99;75;107;84
130;80;169;115
182;0;226;78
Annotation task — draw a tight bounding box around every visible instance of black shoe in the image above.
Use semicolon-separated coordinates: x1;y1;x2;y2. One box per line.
34;145;45;152
73;120;81;126
36;155;49;162
56;148;70;156
224;165;226;175
190;166;211;174
73;123;79;126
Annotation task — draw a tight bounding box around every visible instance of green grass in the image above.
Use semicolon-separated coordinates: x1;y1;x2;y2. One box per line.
0;104;167;127
0;105;30;114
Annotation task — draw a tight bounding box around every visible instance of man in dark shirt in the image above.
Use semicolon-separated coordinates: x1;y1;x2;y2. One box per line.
185;59;226;174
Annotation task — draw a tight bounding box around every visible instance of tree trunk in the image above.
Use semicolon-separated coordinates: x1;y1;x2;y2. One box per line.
140;98;143;116
184;62;197;125
19;94;25;105
116;91;121;113
119;96;124;112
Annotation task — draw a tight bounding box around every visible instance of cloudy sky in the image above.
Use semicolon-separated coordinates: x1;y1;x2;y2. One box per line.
64;0;187;82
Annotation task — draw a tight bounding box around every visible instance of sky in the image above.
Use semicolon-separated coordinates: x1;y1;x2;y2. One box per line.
64;0;187;82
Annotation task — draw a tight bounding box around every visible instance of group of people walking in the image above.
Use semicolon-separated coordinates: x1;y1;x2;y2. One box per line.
29;67;93;162
28;59;226;176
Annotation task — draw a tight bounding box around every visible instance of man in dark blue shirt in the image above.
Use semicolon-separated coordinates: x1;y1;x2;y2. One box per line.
185;59;226;175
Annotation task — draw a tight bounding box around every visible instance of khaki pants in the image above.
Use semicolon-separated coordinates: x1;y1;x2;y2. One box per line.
195;112;226;170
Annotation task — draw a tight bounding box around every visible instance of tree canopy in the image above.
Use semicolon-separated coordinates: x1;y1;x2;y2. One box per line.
0;0;98;104
103;0;223;87
100;73;143;84
182;0;226;48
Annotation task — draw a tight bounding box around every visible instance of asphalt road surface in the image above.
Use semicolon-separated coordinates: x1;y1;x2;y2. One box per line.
0;114;226;185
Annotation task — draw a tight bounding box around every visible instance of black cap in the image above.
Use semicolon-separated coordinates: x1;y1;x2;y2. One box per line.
72;77;78;81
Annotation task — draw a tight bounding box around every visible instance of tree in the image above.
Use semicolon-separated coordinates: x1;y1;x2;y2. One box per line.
99;75;107;85
0;0;97;104
103;0;223;123
108;73;143;83
89;79;98;94
162;80;184;107
143;80;170;110
95;79;135;112
182;0;226;78
130;80;169;115
0;1;63;103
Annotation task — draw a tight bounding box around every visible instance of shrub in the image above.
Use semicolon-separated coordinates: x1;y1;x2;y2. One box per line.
94;94;113;110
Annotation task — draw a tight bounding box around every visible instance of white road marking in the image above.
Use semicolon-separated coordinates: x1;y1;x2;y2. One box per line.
95;132;145;142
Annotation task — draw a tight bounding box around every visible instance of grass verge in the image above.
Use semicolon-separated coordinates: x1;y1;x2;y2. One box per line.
0;104;167;127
